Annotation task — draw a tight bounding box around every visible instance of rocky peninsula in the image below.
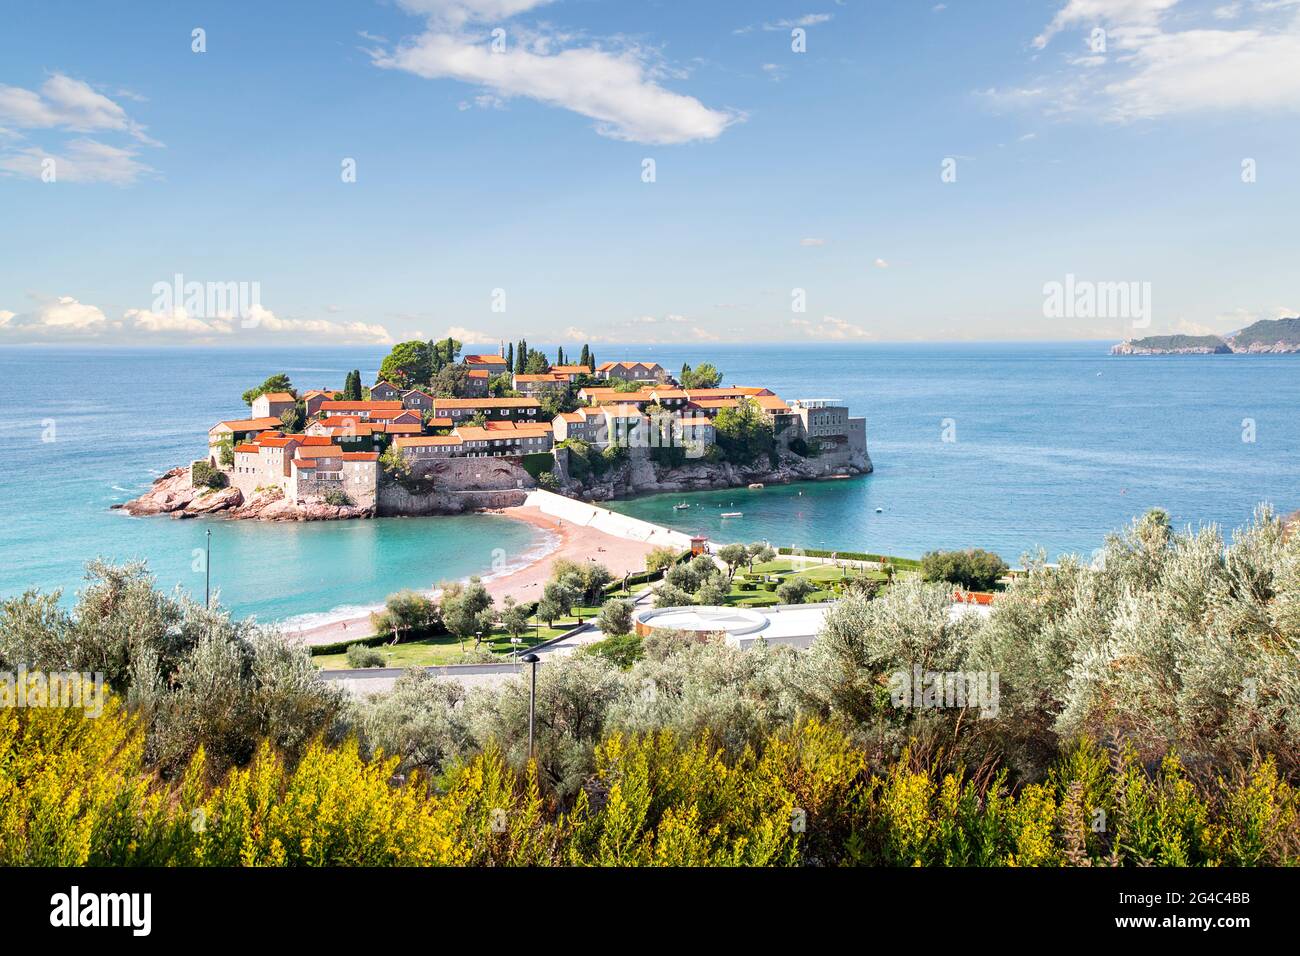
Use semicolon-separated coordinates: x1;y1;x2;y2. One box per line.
1112;317;1300;355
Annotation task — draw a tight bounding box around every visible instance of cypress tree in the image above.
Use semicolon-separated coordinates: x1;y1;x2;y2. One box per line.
579;344;589;368
506;342;514;372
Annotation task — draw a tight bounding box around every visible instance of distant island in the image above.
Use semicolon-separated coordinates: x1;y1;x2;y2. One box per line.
120;338;872;521
1112;317;1300;355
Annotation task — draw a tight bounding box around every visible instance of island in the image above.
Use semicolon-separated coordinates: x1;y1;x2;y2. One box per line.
120;338;872;521
1112;317;1300;355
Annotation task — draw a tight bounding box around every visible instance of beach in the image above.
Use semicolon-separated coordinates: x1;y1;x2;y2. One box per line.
284;504;662;647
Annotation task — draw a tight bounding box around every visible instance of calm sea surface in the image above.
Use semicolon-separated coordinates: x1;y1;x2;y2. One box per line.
1;343;1295;623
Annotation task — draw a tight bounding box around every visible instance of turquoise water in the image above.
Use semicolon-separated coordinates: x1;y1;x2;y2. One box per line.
604;342;1299;562
0;347;542;626
0;343;1295;622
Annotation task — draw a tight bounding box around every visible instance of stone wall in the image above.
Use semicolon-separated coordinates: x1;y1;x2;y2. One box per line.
408;456;536;491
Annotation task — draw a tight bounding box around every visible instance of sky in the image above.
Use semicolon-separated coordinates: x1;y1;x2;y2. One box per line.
1;0;1297;347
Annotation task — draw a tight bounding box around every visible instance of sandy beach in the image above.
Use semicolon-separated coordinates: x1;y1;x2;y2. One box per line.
284;504;661;647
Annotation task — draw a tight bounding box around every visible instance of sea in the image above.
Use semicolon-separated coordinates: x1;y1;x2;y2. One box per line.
1;343;1295;626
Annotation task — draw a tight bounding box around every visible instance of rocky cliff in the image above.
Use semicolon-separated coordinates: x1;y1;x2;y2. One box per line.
555;447;873;501
1112;318;1300;355
115;468;373;521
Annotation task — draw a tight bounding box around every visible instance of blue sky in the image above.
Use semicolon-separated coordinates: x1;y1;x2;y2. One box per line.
1;0;1297;347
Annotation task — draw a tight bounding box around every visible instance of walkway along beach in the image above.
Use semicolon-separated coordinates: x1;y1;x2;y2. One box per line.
285;491;692;647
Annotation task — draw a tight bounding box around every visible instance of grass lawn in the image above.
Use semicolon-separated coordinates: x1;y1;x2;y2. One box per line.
720;560;893;607
312;595;639;670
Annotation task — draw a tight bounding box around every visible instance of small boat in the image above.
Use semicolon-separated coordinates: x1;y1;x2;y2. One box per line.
672;502;690;511
721;511;743;518
875;507;883;513
748;482;764;490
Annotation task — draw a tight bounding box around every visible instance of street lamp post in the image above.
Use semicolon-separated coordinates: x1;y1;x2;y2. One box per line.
521;653;540;760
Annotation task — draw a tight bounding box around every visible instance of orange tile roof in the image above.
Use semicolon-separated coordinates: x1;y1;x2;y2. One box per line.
297;435;336;445
320;400;403;412
513;373;566;382
433;397;541;408
254;430;285;440
213;417;283;432
604;404;649;418
395;435;463;447
557;411;584;423
550;365;590;374
465;354;507;364
233;444;260;454
649;388;689;399
381;423;424;435
342;452;380;461
261;391;295;402
426;417;453;427
689;398;740;409
754;395;791;411
294;445;343;459
466;369;489;378
454;426;552;441
256;436;300;448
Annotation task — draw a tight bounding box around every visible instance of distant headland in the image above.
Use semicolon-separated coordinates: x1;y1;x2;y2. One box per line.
1112;317;1300;355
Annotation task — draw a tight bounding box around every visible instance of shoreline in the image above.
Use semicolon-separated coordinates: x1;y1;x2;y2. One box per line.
283;503;662;648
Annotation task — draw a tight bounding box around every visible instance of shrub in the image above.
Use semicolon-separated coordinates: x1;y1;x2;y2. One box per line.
192;461;227;490
776;577;817;605
324;489;351;507
584;633;644;669
645;547;679;573
920;548;1009;592
345;643;386;668
596;598;635;637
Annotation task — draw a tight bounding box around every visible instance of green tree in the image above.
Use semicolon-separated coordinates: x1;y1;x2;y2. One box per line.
429;363;470;399
645;547;679;573
378;341;433;389
515;339;528;375
439;578;495;650
596;598;635;637
713;397;774;464
501;596;531;640
746;542;776;572
919;549;1009;591
579;343;590;368
241;373;293;407
506;341;514;373
716;543;750;581
524;349;550;374
680;363;722;389
344;370;363;401
775;577;816;605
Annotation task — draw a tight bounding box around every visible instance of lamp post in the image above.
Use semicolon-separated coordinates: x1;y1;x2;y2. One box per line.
204;528;211;609
521;652;540;760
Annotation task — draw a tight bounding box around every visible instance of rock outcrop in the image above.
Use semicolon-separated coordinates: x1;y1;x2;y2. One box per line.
1112;318;1300;355
555;447;873;501
116;468;373;521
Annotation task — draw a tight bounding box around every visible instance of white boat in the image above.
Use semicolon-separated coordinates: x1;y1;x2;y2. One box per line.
748;482;764;490
672;502;690;511
721;511;743;518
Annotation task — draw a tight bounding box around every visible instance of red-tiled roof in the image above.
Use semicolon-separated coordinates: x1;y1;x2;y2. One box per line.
342;452;380;461
212;417;283;432
261;391;295;402
233;444;260;454
319;400;403;412
395;435;463;447
294;445;343;459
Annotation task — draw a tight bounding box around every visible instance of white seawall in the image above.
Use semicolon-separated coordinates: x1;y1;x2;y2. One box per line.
524;490;694;550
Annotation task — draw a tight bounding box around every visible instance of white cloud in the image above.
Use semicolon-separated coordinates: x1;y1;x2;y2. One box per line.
0;298;392;345
873;258;890;269
1013;1;1300;119
0;74;157;143
1033;0;1179;50
396;0;556;28
0;138;153;185
444;324;498;343
800;237;826;246
375;30;736;144
791;315;873;340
